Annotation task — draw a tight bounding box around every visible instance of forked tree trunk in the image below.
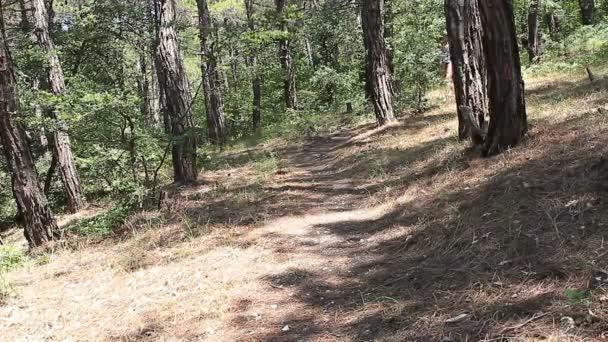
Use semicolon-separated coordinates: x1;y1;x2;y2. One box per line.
197;0;228;146
31;0;86;212
154;0;198;183
245;0;262;131
527;0;542;63
579;0;594;25
275;0;297;109
477;0;528;156
0;5;58;247
361;0;395;126
445;0;487;143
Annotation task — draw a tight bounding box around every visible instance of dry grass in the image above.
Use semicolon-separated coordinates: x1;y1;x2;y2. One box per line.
1;65;608;341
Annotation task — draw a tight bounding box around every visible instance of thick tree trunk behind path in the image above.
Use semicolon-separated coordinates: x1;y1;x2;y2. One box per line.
361;0;395;126
245;0;262;131
197;0;228;146
527;0;542;63
477;0;528;156
0;7;58;247
445;0;487;143
31;0;86;213
579;0;594;25
154;0;198;183
275;0;297;110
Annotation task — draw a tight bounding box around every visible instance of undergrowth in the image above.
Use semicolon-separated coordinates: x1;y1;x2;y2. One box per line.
0;244;26;304
67;204;133;237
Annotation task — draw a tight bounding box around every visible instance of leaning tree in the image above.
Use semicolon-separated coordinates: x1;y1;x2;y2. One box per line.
31;0;87;212
197;0;228;146
0;2;58;247
445;0;487;144
275;0;298;109
154;0;198;183
361;0;396;126
477;0;528;156
527;0;542;63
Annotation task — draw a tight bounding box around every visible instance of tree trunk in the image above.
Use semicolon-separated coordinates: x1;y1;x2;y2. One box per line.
154;0;198;183
275;0;297;110
445;0;487;143
31;0;86;213
545;11;559;34
527;0;542;63
477;0;528;156
18;2;49;153
245;0;262;131
0;6;58;247
18;0;31;33
197;0;228;146
384;0;396;93
137;51;152;124
361;0;395;126
579;0;594;25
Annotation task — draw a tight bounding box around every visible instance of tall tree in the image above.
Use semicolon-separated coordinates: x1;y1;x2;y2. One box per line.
0;2;58;247
445;0;487;143
275;0;297;109
579;0;594;25
361;0;395;126
545;7;559;34
31;0;87;212
154;0;198;183
384;0;396;88
197;0;228;145
527;0;542;63
477;0;528;156
245;0;262;130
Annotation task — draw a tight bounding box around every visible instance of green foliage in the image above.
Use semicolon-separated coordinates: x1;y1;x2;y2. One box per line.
526;20;608;75
565;289;590;304
0;245;25;273
392;0;445;110
254;151;281;178
0;166;14;220
68;204;133;237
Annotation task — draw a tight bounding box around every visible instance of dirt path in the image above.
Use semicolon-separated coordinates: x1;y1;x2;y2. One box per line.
0;126;412;341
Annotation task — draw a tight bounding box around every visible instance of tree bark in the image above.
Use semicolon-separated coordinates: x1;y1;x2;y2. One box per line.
275;0;297;110
445;0;487;143
477;0;528;156
527;0;542;63
154;0;198;183
361;0;395;126
0;5;58;247
18;0;31;33
245;0;262;131
197;0;228;146
545;11;559;34
31;0;86;213
137;51;152;124
384;0;396;93
579;0;594;25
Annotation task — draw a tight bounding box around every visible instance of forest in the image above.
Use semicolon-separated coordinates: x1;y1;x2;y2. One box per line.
0;0;608;340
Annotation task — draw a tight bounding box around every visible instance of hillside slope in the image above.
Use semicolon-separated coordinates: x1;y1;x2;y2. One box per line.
1;66;608;341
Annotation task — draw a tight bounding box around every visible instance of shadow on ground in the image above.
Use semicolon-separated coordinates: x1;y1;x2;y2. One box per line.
223;108;608;341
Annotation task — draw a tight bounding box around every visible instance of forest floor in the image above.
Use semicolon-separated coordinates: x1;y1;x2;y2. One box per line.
2;66;608;341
